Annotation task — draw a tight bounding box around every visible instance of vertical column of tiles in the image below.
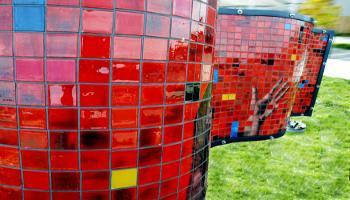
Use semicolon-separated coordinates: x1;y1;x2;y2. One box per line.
211;10;314;145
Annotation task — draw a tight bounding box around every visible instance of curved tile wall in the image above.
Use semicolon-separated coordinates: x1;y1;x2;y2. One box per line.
291;29;334;116
0;0;217;199
211;8;314;146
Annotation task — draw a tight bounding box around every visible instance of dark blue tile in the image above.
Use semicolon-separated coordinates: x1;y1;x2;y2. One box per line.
230;121;239;138
14;6;45;32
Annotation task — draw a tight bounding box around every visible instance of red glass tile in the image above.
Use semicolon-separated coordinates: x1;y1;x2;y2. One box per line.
47;0;79;6
162;162;180;180
80;109;109;130
140;107;163;127
116;0;144;11
112;61;140;82
160;178;178;198
19;108;46;129
50;131;78;150
0;82;15;105
0;6;12;31
15;33;43;57
115;11;144;35
141;85;164;105
112;85;139;106
138;165;160;185
20;130;48;149
162;144;181;163
180;156;192;174
0;146;19;167
0;32;12;56
23;171;49;190
171;17;190;39
147;0;171;14
207;7;216;27
0;106;16;128
173;0;192;18
52;192;80;200
52;172;80;191
80;85;109;106
80;131;109;149
112;130;138;149
17;83;45;106
47;6;80;32
79;60;110;83
138;183;159;200
48;108;78;130
146;14;170;37
82;0;113;9
139;146;161;167
47;33;78;57
143;38;168;60
112;188;136;200
111;149;137;169
167;63;186;82
81;35;110;58
16;58;44;82
81;150;109;170
169;40;189;61
83;10;113;34
24;191;50;200
142;62;166;83
48;84;77;106
0;129;18;146
21;150;48;170
82;191;109;200
82;171;110;190
112;108;138;128
165;105;184;124
199;3;207;24
140;127;162;147
113;36;141;59
0;57;13;81
50;151;79;170
0;186;22;200
47;59;76;82
166;84;185;104
164;125;183;145
0;167;21;186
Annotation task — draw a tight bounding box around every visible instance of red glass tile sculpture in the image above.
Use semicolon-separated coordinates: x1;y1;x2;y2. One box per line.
0;0;217;199
292;29;334;116
211;8;314;146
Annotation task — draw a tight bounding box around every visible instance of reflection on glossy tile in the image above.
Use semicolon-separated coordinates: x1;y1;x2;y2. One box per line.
147;0;171;14
112;61;140;82
48;84;77;106
48;108;78;130
81;35;110;58
112;130;138;149
0;32;12;56
19;108;46;129
142;62;166;83
112;85;139;106
80;85;109;106
82;0;113;9
0;58;13;81
143;38;168;60
146;14;170;37
112;108;138;128
0;82;15;105
140;107;163;127
79;60;110;83
80;109;109;130
141;85;164;105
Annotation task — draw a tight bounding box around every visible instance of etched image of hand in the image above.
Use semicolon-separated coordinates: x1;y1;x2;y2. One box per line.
244;79;290;136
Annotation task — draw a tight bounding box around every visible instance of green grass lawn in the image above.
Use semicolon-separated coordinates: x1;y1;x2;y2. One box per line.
333;43;350;50
207;77;350;200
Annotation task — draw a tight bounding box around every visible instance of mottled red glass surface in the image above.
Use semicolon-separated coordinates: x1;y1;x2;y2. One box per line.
212;14;313;143
292;31;332;116
0;1;217;199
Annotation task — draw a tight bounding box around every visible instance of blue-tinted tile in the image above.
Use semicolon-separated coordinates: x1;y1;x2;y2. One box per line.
14;6;45;32
285;23;291;30
14;0;46;4
213;69;218;83
298;83;305;89
230;121;239;138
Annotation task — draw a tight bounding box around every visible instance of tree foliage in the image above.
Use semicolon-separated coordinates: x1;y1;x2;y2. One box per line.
299;0;341;29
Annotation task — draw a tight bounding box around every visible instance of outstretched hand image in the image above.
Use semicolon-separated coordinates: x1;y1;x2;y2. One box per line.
244;79;290;136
